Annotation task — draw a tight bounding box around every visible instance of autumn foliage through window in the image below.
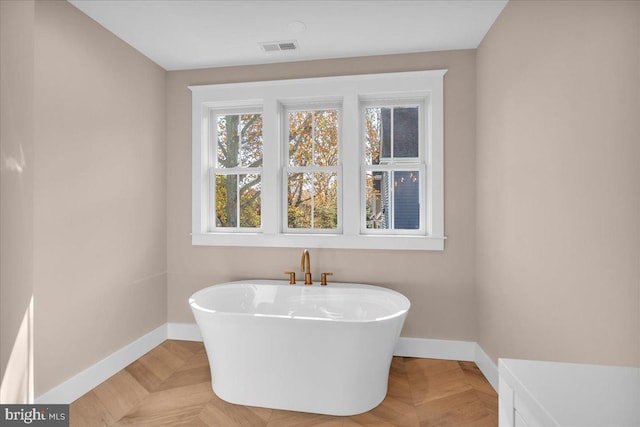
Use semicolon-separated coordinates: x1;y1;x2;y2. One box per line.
214;113;263;228
286;109;339;230
192;70;445;250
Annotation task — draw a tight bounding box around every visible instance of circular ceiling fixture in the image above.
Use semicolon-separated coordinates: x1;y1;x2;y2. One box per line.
287;20;307;34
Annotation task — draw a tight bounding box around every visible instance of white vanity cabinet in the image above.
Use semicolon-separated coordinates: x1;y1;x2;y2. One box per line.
499;358;640;427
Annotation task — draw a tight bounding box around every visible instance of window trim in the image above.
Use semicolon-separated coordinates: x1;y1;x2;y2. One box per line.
209;107;264;233
190;70;446;250
282;103;342;234
360;99;427;235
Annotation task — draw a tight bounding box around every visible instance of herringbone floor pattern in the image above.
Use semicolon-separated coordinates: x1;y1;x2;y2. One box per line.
70;340;497;426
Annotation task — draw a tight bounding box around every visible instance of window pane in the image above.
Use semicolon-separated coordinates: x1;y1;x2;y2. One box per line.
215;174;261;228
216;174;237;227
240;114;263;168
393;108;419;158
313;111;338;166
288;111;312;167
364;108;382;166
313;172;337;229
364;106;419;163
239;174;261;228
381;107;392;159
217;113;262;168
393;171;420;229
287;172;312;228
287;172;337;230
365;171;390;229
365;170;420;230
289;109;338;167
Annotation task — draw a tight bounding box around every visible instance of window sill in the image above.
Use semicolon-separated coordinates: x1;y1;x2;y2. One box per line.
192;232;445;251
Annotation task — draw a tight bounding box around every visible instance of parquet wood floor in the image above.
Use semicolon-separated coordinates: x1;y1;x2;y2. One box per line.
70;340;497;426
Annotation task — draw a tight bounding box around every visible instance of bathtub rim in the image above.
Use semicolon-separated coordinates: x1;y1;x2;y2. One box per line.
189;279;410;324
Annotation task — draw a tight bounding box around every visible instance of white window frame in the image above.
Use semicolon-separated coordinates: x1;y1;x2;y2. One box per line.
360;98;427;236
191;70;446;250
209;106;264;233
282;102;343;234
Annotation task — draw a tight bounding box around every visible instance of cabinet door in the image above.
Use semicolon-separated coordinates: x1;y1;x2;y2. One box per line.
498;377;514;427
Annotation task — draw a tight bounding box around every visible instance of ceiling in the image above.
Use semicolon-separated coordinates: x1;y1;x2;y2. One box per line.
67;0;508;71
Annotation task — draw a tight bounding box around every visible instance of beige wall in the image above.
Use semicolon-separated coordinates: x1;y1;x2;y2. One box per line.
476;0;640;366
0;0;36;403
8;0;638;401
32;1;167;395
166;51;478;341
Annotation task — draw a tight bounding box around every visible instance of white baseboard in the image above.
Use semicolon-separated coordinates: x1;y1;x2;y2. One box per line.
394;336;498;393
394;337;476;361
35;324;167;404
35;322;498;403
474;343;499;391
167;322;202;341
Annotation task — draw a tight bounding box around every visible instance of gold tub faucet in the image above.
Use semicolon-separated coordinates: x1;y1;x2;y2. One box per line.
301;249;312;285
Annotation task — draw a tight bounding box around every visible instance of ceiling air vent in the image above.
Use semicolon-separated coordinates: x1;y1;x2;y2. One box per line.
278;42;297;51
259;40;298;53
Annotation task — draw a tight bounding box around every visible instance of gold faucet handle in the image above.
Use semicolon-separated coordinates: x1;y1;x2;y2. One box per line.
320;272;333;286
284;271;296;285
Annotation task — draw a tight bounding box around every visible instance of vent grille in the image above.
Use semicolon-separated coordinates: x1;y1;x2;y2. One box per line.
259;40;298;53
278;42;297;51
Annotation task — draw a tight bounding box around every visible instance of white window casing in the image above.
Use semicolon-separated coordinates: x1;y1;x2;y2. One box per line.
282;102;342;234
191;70;446;250
208;106;263;232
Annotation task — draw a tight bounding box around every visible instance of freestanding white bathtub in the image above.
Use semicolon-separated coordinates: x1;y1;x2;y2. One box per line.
189;279;410;416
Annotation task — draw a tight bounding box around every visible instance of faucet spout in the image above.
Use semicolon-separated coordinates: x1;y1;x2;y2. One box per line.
301;249;312;285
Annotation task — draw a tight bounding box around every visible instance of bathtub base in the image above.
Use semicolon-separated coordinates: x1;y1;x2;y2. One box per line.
190;281;409;417
212;380;387;417
199;315;401;416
